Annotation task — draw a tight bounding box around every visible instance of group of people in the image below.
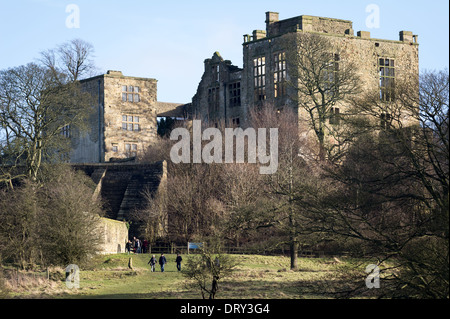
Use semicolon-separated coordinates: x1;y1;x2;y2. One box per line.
125;238;183;272
125;237;149;254
148;253;183;272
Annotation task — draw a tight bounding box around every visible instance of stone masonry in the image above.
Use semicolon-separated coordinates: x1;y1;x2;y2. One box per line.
70;70;185;164
73;161;167;238
191;12;419;130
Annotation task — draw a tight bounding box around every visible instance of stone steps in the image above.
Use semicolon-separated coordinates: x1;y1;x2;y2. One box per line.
73;162;166;224
117;172;162;221
101;174;131;219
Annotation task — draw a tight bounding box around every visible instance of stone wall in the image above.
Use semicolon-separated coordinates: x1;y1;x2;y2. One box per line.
190;11;419;160
70;76;104;163
103;71;158;162
98;217;129;255
245;12;418;126
265;12;353;38
191;52;243;125
70;71;160;163
73;161;167;239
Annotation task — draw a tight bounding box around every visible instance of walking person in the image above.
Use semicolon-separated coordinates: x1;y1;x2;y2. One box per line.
143;239;149;254
125;240;132;254
175;253;183;272
135;238;141;254
159;253;167;272
132;237;137;253
148;255;157;272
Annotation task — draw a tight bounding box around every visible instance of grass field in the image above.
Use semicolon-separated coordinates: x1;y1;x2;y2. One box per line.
2;253;380;299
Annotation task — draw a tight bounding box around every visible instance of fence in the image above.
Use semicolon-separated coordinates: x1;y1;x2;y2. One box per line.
141;244;325;258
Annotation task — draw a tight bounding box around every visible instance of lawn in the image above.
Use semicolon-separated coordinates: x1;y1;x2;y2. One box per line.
2;253;380;299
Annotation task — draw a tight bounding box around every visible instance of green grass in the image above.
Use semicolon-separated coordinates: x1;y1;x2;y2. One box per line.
3;254;382;299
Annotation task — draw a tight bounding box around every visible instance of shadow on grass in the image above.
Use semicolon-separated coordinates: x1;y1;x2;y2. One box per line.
55;277;376;300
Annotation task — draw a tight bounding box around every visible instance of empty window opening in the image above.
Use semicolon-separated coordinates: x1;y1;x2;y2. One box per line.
329;107;341;125
381;113;392;129
253;56;266;101
61;125;70;138
274;52;287;98
208;86;220;119
379;58;395;102
324;54;340;96
125;143;138;157
229;82;241;107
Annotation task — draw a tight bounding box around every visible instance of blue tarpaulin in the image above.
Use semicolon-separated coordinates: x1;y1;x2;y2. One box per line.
188;242;203;250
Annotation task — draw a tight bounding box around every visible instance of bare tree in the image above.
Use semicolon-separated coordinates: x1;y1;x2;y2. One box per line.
40;38;97;82
247;104;326;269
0;179;40;269
220;162;266;247
0;40;96;182
131;188;168;244
182;246;237;299
285;32;361;160
316;70;449;298
0;164;104;269
37;165;103;267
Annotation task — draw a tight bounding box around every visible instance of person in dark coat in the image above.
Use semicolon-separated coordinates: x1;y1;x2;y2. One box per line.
125;240;132;254
159;253;167;272
175;253;183;272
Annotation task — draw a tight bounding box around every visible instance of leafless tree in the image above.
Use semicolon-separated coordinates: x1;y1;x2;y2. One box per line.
0;164;103;269
0;40;96;183
246;104;327;269
182;246;237;299
284;32;361;160
316;70;449;298
40;38;97;82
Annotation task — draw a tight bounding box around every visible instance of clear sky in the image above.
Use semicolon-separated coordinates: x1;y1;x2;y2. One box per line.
0;0;448;103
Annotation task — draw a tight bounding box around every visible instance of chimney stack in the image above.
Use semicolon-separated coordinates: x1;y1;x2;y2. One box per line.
266;11;279;35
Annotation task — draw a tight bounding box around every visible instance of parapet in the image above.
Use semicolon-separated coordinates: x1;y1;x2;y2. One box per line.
106;70;123;76
400;31;419;43
357;31;371;39
264;12;353;38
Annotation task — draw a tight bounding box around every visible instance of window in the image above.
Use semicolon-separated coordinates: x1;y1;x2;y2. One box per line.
122;85;140;103
229;82;241;107
329;107;340;125
324;54;340;96
122;115;140;131
379;58;395;102
232;118;240;127
61;125;70;138
112;144;118;153
274;52;287;98
208;86;220;119
125;143;138;157
253;57;266;101
212;65;220;82
381;113;391;129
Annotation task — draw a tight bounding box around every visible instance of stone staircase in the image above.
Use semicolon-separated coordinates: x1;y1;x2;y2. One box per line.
117;167;165;221
100;171;131;220
73;161;166;221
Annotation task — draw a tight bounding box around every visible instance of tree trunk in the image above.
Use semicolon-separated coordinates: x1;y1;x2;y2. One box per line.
290;240;299;270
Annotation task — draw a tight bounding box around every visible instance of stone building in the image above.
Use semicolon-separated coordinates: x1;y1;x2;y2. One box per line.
69;70;185;163
191;12;419;130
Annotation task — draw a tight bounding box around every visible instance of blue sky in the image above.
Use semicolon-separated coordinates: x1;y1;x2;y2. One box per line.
0;0;448;103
